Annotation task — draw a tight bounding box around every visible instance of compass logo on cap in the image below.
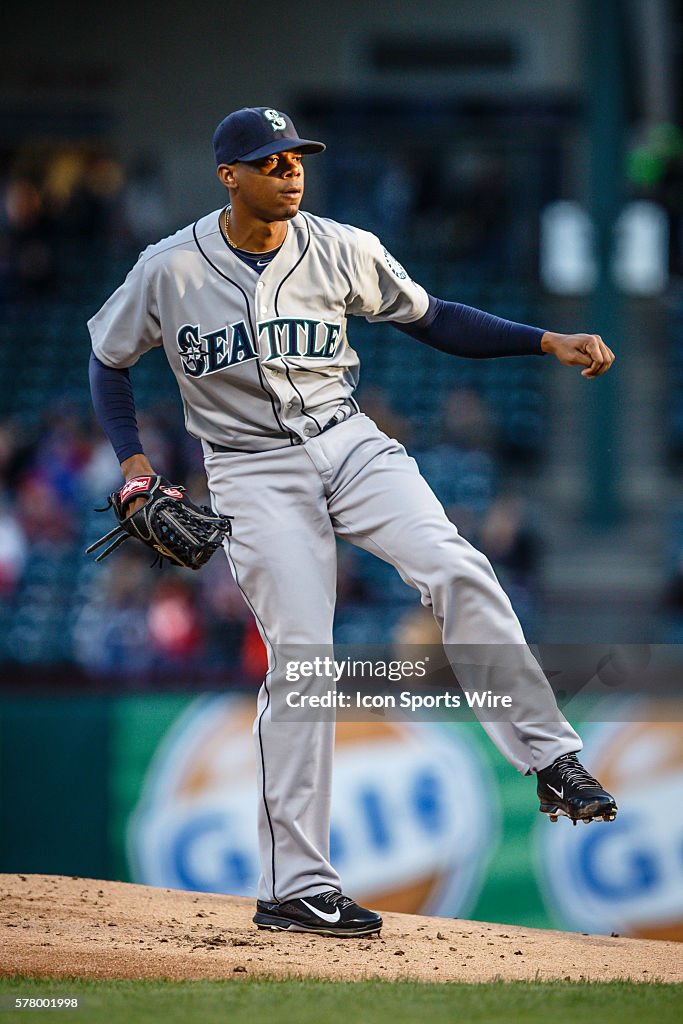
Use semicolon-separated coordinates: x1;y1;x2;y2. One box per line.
264;109;287;132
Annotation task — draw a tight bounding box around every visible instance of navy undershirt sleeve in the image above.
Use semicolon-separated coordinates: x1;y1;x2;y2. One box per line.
395;295;545;358
89;352;144;463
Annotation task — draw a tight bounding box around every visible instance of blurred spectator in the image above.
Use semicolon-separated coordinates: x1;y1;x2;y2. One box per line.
372;153;417;247
416;442;497;516
440;388;498;450
477;493;541;635
137;410;176;478
45;148;125;245
29;408;92;508
3;177;56;295
148;575;204;665
198;550;250;623
478;494;540;578
82;152;125;244
121;157;170;247
240;619;268;684
442;502;478;542
0;421;26;488
662;552;683;614
197;552;254;672
336;542;374;605
393;605;441;646
81;436;122;498
446;150;510;270
357;386;412;444
72;549;153;676
15;474;75;546
0;489;27;597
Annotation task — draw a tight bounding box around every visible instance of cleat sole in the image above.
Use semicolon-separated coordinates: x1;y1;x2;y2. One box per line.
254;915;381;938
540;800;617;825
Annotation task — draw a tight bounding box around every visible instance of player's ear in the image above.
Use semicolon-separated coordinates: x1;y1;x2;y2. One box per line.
217;164;238;190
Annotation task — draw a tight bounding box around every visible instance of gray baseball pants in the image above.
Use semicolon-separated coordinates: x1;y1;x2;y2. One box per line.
203;414;581;903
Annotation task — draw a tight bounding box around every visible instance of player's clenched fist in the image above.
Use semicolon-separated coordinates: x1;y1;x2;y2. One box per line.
541;332;615;378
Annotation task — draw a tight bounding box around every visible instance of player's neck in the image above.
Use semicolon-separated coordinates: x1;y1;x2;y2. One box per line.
224;205;288;253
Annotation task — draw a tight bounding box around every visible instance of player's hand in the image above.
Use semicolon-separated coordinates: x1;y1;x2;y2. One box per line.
541;332;615;378
120;454;156;517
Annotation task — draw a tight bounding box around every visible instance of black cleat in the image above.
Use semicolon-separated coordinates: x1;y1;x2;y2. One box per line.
537;752;618;824
253;890;382;937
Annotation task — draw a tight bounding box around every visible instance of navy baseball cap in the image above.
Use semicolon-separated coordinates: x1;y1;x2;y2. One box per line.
213;107;326;165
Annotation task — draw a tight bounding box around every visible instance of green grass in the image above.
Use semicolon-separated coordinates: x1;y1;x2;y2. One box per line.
0;977;681;1024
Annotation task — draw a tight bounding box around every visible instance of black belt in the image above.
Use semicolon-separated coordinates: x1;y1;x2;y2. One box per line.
209;404;357;454
209;442;258;453
320;403;357;434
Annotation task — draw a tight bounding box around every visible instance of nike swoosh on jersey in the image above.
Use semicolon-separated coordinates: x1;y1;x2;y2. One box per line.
547;784;564;799
256;259;271;267
299;900;341;923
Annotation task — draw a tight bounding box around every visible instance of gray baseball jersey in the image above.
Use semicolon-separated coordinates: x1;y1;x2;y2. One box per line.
89;206;581;906
88;210;429;451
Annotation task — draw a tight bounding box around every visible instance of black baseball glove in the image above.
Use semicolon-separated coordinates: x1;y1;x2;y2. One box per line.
85;474;232;570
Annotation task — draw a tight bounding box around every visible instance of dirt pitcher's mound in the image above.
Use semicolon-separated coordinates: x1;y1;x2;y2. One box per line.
1;875;681;983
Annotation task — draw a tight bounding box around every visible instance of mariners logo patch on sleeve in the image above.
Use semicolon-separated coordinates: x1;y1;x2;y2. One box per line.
382;247;408;280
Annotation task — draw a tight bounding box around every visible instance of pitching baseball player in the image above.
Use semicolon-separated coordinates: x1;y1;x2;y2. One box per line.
88;106;617;938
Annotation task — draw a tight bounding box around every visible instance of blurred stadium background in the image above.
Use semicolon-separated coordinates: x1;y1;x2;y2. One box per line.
1;0;682;940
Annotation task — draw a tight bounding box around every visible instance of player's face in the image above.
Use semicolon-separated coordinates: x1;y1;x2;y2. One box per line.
220;150;305;222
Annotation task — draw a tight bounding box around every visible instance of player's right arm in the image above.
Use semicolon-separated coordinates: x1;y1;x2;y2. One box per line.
88;354;155;516
87;251;162;493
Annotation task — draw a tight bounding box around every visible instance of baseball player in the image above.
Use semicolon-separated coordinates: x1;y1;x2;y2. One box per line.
88;106;617;938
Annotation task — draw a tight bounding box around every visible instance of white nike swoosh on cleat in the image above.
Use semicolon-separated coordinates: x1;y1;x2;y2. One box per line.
547;784;564;799
300;900;341;923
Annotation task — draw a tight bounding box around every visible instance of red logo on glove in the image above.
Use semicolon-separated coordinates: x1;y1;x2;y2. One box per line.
120;476;151;502
161;487;183;499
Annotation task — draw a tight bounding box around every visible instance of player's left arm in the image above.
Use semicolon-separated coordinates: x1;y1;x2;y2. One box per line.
346;234;614;379
395;296;615;378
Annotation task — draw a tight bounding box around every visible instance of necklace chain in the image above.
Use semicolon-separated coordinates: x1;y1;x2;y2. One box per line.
222;205;285;256
223;206;240;248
